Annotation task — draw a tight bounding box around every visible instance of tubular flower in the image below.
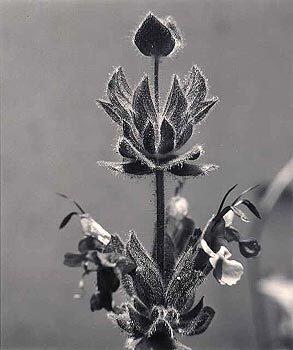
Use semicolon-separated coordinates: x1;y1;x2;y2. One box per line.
96;66;218;177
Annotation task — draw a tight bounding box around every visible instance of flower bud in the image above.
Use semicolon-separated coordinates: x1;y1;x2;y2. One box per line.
134;13;177;57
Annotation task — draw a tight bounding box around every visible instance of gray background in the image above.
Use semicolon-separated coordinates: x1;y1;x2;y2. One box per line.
1;0;293;349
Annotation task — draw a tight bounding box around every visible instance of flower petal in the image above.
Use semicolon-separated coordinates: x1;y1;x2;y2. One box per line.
63;253;86;267
239;238;261;258
79;214;112;247
214;257;244;286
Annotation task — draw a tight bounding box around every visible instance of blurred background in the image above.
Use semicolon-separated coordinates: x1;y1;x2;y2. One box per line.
1;0;293;349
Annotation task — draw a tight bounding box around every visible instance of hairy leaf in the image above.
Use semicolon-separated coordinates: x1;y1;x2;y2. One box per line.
126;232;164;307
143;122;156;154
158;119;175;154
169;163;218;177
132;76;157;134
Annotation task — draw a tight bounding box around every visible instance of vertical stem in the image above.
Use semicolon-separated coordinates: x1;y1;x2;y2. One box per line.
154;56;160;112
155;170;165;273
153;55;165;273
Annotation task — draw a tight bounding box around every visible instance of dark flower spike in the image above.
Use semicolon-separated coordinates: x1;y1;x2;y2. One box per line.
134;13;176;57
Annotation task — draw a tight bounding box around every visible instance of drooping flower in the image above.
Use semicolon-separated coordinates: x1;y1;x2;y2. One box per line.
202;185;261;258
134;13;182;57
200;239;243;286
96;66;218;177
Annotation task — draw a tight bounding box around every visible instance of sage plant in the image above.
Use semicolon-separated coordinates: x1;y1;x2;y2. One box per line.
59;13;262;350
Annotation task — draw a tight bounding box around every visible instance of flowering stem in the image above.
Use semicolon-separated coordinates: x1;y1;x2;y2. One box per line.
153;55;165;273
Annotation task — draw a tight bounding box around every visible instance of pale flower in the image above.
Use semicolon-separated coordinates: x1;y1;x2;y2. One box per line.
200;239;244;286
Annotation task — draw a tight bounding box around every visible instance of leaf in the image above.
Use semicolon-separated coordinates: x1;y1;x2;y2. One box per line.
166;244;205;312
59;212;78;229
183;66;207;105
97;100;121;125
143;122;156;154
96;160;153;176
169;163;218;177
116;67;132;102
132;76;157;134
175;123;193;149
239;199;261;219
126;232;164;307
189;99;218;126
163;233;176;282
115;314;135;334
160;145;203;170
127;303;151;334
163;76;187;131
179;296;204;324
177;306;215;336
107;71;132;123
158;119;175;154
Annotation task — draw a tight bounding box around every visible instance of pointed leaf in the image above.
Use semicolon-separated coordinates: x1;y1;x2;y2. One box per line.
175;123;193;149
107;71;132;122
59;212;78;229
179;296;204;324
126;232;164;307
163;76;188;131
143;122;156;154
132;76;157;134
127;303;151;334
166;244;205;312
169;163;218;177
178;306;215;336
97;100;121;125
190;99;218;126
160;145;203;169
184;66;207;105
158;119;175;154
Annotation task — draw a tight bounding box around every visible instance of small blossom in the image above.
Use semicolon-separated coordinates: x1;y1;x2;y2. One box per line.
200;239;244;286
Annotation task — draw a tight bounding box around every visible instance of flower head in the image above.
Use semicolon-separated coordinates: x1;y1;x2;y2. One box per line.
97;66;218;177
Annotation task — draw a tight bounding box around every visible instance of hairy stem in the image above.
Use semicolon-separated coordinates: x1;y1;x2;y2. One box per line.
155;170;165;273
153;55;165;273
